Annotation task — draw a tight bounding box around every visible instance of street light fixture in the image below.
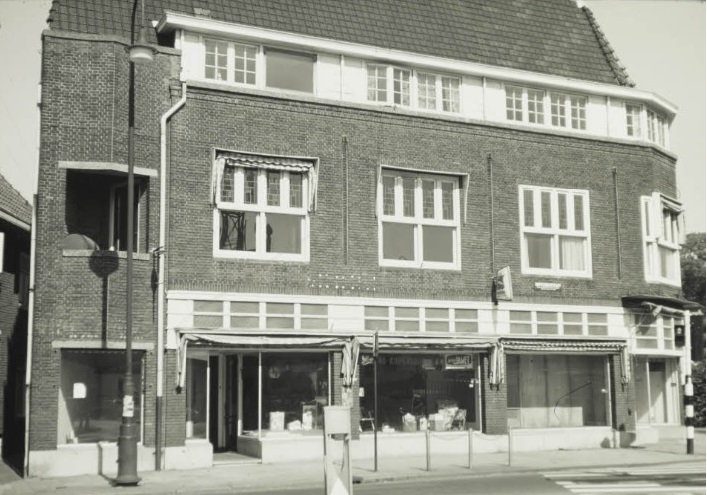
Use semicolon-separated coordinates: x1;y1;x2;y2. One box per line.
115;0;155;486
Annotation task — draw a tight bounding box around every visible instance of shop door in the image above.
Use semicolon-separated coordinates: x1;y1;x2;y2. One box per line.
649;361;668;424
224;355;239;450
208;356;219;448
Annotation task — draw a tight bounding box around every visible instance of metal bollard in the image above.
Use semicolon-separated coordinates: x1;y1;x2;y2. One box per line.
425;429;431;471
508;427;513;467
468;429;473;470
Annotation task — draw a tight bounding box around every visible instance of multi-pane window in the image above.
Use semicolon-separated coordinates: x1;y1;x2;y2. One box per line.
505;86;547;125
505;86;523;122
194;300;225;327
367;65;410;106
216;162;310;261
205;39;256;85
205;39;229;81
417;73;437;110
367;64;388;102
646;109;666;146
425;308;450;333
635;314;679;350
519;186;591;277
440;76;460;113
626;103;642;138
550;93;586;130
454;309;479;333
641;194;683;285
527;89;544;124
393;69;411;106
367;66;460;113
379;170;461;269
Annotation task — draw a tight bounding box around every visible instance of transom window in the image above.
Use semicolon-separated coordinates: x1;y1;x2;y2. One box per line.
378;169;461;269
214;154;314;261
641;193;683;285
519;186;591;277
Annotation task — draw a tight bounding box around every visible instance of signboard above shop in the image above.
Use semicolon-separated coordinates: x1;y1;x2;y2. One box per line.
445;354;474;369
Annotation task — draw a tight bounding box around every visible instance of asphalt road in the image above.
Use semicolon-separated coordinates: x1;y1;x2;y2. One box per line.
231;462;706;495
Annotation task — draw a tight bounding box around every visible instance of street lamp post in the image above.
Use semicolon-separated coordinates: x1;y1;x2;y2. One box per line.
115;0;154;486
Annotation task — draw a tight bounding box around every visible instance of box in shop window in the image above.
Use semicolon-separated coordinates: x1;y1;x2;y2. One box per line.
269;411;285;431
428;414;447;431
402;414;417;432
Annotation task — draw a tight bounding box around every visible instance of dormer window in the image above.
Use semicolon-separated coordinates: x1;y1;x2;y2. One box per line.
646;109;666;146
265;49;315;93
367;64;411;106
204;38;257;86
625;103;642;138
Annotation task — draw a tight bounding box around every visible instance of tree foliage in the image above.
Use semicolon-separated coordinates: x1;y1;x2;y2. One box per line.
693;360;706;427
681;232;706;307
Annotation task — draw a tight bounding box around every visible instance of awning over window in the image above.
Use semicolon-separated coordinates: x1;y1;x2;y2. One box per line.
501;337;626;354
212;150;318;210
622;295;704;314
358;334;495;351
59;161;158;177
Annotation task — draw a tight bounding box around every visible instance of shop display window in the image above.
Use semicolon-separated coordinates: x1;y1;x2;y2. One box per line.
186;358;208;439
359;353;476;432
57;350;143;444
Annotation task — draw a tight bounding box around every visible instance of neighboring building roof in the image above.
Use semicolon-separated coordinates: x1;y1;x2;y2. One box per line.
47;0;633;86
0;174;32;229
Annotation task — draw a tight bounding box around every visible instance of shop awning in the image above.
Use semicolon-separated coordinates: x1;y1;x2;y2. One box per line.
358;334;496;351
622;295;704;314
500;337;626;354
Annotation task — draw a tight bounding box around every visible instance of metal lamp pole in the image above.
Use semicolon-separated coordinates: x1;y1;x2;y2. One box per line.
116;0;154;485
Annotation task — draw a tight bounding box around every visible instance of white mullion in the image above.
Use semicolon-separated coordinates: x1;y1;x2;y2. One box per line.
411;69;419;110
435;75;443;112
394;176;404;217
256;45;265;89
567;192;576;232
387;66;394;104
522;88;529;123
433;180;443;221
533;190;542;229
550;191;560;270
282;172;291;209
226;42;235;83
234;168;245;207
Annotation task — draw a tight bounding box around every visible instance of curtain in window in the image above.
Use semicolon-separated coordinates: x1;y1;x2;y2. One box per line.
559;236;585;271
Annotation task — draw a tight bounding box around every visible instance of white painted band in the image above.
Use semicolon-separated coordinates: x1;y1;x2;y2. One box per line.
687;426;695;439
686;404;694;417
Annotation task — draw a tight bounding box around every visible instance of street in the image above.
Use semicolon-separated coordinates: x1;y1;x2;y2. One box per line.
233;462;706;495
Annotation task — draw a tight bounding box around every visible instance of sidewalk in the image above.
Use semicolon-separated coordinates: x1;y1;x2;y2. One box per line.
1;432;704;495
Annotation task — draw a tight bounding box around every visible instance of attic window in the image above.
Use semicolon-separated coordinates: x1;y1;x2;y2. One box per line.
265;49;315;93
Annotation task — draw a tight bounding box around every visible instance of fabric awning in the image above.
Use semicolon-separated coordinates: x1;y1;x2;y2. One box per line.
501;337;626;354
183;332;348;348
212;151;319;211
622;295;704;314
358;334;495;351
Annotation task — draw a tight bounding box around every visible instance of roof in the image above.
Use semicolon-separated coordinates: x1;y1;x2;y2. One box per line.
0;174;32;229
47;0;633;86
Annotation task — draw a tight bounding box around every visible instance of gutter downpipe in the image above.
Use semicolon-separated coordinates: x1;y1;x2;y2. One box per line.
156;81;187;471
23;193;38;477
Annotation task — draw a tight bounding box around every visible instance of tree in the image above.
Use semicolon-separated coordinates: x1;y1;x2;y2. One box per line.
681;232;706;307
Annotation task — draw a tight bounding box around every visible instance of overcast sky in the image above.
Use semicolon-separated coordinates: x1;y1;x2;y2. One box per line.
0;0;704;232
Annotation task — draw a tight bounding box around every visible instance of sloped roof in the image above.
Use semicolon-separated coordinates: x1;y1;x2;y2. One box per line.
0;174;32;228
47;0;633;86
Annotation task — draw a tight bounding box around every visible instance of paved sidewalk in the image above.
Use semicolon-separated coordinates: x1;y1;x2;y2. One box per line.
0;432;703;495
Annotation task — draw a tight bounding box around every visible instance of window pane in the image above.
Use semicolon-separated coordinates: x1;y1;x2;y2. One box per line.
220;211;257;251
365;306;388;318
441;182;454;220
265;213;302;254
402;178;415;217
221;165;235;202
505;86;522;121
418;73;436;109
422;180;435;218
455;309;477;320
541;191;551;228
301;318;328;330
527;89;544;124
194;300;223;312
59;350;142;444
244;169;258;204
205;39;228;81
194;314;223;327
526;233;552;269
570;96;586;130
559;236;585;271
393;69;410;106
422;225;454;263
558;193;568;230
231;316;259;328
382;223;414;261
365;319;389;331
396;320;419;332
441;77;460;113
367;65;387;102
302;304;327;316
574;195;584;231
289;173;303;208
523;189;534;227
659;246;677;279
396;307;419;318
510;311;531;335
267;171;281;206
455;321;478;333
426;321;449;332
383;176;396;215
233;43;257;85
267;317;294;328
232;302;259;313
267;302;294;314
265;49;314;93
186;359;207;439
426;308;448;319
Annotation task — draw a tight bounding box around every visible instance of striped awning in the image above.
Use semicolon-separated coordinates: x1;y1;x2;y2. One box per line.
501;338;626;354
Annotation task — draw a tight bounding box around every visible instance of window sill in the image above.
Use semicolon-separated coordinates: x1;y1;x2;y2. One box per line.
214;250;309;263
522;269;592;280
379;261;461;272
62;249;151;261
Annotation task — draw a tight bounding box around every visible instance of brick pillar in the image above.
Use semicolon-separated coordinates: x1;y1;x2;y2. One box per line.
610;353;636;447
480;353;508;435
164;350;186;448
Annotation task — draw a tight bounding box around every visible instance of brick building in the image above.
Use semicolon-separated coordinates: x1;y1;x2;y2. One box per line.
0;174;31;472
27;0;700;477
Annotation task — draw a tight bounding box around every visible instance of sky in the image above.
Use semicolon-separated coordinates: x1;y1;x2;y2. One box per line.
0;0;705;233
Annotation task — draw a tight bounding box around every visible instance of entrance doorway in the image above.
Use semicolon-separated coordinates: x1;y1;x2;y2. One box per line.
209;354;240;452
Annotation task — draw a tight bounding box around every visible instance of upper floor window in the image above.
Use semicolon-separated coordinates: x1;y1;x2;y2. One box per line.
205;39;257;85
625;103;642;138
641;193;683;285
506;86;544;124
378;169;461;269
550;93;586;130
213;153;316;261
519;186;591;277
265;48;315;93
367;64;411;106
646;109;666;146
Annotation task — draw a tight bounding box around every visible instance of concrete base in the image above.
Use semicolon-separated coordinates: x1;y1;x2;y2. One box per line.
27;441;213;478
633;424;685;446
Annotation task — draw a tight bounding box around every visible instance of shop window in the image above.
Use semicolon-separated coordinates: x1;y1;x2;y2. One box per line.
364;306;390;331
186;358;208;439
635;314;659;349
587;314;608;336
257;353;329;432
230;302;260;329
662;316;674;350
193;300;224;327
58;350;143;444
425;308;450;333
519;186;591;277
378;169;461;269
454;309;478;333
509;311;532;334
505;354;608;428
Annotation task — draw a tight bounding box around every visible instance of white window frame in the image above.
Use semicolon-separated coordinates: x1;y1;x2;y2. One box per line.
548;92;587;131
204;37;259;87
377;168;462;270
640;193;683;286
646;109;667;147
505;85;546;126
213;166;310;262
518;185;592;278
367;64;411;107
625;102;643;138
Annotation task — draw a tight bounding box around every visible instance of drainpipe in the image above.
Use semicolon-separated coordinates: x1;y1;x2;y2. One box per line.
23;194;38;477
155;82;187;471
